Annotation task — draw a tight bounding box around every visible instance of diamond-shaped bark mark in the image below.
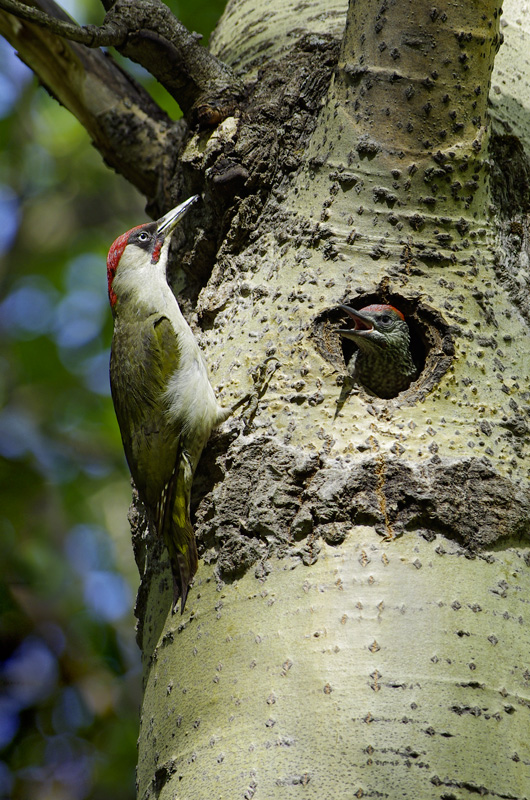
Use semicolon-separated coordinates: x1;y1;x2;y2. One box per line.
369;640;381;653
359;550;371;567
281;659;293;677
370;670;382;691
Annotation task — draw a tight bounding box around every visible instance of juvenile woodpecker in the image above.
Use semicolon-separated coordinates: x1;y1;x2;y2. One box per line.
107;196;230;613
338;304;418;398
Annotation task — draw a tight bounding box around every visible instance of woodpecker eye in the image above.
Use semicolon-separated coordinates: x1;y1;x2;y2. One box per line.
138;232;150;243
380;314;391;324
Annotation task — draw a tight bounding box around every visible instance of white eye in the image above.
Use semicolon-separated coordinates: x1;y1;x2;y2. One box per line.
138;232;150;243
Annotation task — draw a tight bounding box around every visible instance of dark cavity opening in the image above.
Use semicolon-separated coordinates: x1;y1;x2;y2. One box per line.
311;291;454;402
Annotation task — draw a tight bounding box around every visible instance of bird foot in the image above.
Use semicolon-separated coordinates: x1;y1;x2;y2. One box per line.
334;375;358;419
230;356;279;429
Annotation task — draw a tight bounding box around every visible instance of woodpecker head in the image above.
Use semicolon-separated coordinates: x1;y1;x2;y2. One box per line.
338;304;411;354
106;195;200;312
338;304;417;397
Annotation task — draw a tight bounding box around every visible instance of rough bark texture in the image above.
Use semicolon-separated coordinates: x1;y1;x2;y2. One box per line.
4;0;530;797
139;540;530;799
104;0;244;124
132;1;530;797
0;0;177;201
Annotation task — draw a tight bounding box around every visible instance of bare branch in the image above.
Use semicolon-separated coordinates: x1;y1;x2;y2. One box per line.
0;0;244;124
104;0;244;121
0;0;176;202
0;0;126;45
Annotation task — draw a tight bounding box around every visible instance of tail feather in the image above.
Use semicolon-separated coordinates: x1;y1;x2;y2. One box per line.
165;519;198;614
159;448;198;614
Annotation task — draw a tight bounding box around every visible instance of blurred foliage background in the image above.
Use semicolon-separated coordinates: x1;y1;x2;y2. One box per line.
0;0;225;797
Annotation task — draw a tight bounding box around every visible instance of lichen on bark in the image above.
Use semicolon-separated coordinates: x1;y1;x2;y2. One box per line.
126;2;530;798
7;0;527;795
132;1;530;796
0;0;530;798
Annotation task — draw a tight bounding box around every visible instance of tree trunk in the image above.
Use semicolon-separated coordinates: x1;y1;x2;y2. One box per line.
3;0;530;797
133;1;530;797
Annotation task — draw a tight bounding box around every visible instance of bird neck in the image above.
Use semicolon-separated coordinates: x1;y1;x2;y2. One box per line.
112;255;179;320
353;330;416;398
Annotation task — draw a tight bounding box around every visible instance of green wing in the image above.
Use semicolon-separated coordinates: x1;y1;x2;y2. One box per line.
157;446;198;613
110;313;198;611
110;314;180;508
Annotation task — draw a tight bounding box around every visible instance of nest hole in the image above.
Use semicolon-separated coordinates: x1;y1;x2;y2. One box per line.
311;291;454;402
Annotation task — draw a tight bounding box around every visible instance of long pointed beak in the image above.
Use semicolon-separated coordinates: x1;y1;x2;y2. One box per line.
156;195;200;236
338;305;374;337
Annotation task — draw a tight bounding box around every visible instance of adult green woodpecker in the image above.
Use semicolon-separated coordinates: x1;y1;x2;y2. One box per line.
107;196;230;613
338;304;418;398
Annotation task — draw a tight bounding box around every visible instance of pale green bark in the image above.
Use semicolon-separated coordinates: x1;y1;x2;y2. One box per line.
1;0;528;796
135;1;530;798
491;0;530;148
141;537;530;799
198;0;519;470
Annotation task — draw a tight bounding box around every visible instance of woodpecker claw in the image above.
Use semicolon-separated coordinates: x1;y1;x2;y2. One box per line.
251;356;280;390
225;356;279;431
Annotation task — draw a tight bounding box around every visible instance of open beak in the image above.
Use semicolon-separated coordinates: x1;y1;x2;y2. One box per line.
338;305;374;339
156;195;200;236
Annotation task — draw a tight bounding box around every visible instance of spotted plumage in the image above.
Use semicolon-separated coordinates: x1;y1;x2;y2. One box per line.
338;304;418;398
